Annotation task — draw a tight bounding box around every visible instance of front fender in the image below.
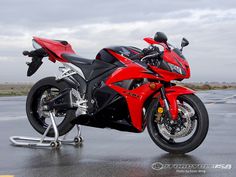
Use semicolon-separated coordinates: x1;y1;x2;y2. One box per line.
165;85;195;95
155;86;195;120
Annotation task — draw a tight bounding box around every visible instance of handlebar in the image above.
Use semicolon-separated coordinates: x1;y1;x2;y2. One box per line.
140;52;159;62
130;45;160;61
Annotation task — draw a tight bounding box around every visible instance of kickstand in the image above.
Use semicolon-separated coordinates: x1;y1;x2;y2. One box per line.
9;112;83;148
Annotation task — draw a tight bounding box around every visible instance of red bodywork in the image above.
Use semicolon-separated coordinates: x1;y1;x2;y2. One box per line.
33;36;194;132
105;38;194;131
144;37;190;81
33;37;75;62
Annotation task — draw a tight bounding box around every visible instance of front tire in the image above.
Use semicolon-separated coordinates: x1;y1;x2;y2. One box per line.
26;77;75;137
147;94;209;154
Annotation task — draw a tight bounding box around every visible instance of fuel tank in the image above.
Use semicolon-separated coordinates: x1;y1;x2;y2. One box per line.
95;46;142;64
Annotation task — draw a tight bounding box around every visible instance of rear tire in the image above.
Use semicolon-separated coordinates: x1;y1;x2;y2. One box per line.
147;94;209;154
26;77;75;137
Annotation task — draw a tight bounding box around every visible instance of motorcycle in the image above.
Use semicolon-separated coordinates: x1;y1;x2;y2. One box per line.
23;32;209;153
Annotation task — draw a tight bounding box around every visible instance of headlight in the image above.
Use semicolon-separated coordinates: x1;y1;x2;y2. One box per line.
32;40;42;49
168;63;185;75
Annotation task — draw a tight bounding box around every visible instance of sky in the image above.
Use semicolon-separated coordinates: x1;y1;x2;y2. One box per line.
0;0;235;83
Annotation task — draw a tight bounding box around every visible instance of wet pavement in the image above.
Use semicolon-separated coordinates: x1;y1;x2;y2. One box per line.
0;90;236;177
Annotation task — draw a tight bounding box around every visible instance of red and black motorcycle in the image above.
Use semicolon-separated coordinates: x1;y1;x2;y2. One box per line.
23;32;209;153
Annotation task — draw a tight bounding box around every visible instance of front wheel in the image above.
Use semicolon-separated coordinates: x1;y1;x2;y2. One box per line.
147;94;209;154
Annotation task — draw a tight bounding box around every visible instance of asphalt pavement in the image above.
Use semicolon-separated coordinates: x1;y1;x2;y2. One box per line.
0;90;236;177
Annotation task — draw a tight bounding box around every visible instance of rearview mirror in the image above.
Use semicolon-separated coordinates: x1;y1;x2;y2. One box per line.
181;38;189;51
154;32;168;43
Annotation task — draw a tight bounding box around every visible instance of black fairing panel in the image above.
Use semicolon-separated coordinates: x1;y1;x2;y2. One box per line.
71;96;140;133
85;60;116;80
93;84;120;112
159;59;172;72
73;59;116;81
86;68;117;113
96;48;117;64
61;53;116;81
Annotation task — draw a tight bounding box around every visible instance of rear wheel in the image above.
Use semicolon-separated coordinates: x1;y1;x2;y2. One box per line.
147;94;209;154
26;77;75;137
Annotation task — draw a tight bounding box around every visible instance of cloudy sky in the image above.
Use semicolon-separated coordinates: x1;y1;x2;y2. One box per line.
0;0;235;83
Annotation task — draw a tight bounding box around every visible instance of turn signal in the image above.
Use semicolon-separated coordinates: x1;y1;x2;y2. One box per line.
149;82;156;90
157;107;164;114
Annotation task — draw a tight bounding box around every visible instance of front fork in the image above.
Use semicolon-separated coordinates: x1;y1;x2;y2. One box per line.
160;87;178;120
159;85;195;120
160;86;191;121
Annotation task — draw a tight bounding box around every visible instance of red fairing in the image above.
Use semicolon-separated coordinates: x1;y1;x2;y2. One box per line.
144;37;191;81
106;50;161;83
144;37;169;49
106;50;162;131
108;82;162;131
33;37;75;62
105;47;193;130
149;66;185;82
162;49;191;79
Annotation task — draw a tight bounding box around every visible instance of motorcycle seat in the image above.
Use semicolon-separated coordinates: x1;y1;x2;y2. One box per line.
61;53;116;81
62;53;94;65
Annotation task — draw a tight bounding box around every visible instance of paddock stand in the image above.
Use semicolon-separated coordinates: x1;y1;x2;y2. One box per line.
9;112;83;149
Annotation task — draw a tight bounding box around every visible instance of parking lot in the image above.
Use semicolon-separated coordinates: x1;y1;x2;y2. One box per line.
0;90;235;177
